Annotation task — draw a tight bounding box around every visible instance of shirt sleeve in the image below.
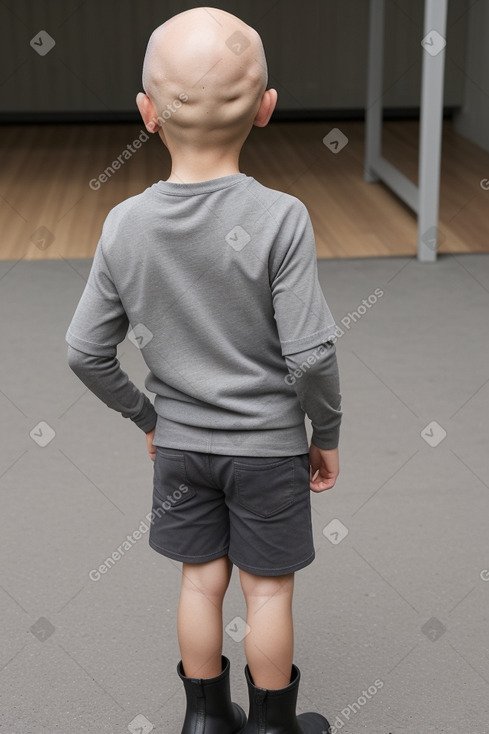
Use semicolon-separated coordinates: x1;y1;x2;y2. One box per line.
270;201;338;356
65;238;129;357
66;346;158;433
284;341;342;450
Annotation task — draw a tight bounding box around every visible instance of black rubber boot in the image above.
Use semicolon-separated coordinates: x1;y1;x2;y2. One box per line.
177;655;247;734
242;664;330;734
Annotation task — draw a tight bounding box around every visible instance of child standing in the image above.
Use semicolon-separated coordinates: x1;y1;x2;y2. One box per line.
66;7;342;733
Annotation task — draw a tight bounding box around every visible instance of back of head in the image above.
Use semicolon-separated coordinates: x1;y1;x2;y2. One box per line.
141;7;269;148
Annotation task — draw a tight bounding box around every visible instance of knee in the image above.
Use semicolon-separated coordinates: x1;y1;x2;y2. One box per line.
182;558;232;599
239;570;294;601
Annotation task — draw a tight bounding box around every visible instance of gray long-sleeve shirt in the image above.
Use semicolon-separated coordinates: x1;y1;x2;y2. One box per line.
66;340;342;449
65;173;342;456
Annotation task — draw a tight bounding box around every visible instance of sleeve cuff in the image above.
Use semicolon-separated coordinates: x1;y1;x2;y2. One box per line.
311;425;340;450
132;394;158;432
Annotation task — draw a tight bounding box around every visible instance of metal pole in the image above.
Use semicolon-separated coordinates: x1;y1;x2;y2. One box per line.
364;0;385;182
417;0;448;262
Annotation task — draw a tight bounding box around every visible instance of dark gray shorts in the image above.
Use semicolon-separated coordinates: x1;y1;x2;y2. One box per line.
148;447;315;576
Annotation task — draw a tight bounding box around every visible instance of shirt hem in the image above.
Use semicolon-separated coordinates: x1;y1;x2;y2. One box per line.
153;415;309;457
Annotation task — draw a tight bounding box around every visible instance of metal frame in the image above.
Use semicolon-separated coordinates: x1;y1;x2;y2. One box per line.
364;0;448;262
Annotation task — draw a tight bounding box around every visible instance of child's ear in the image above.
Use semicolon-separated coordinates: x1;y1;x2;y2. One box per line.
253;88;278;128
136;92;160;133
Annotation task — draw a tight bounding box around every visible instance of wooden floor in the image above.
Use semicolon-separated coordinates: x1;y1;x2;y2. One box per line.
0;119;488;260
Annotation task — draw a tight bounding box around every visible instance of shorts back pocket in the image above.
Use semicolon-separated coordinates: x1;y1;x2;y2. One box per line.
153;449;196;507
234;457;296;518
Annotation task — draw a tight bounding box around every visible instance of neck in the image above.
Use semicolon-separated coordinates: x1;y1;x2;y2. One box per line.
165;146;243;184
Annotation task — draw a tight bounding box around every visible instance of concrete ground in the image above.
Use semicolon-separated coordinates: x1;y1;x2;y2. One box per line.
1;252;488;734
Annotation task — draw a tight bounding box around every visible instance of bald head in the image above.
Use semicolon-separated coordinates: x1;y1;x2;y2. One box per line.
139;7;271;147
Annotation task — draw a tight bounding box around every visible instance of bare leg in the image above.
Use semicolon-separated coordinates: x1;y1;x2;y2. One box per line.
177;556;233;679
239;569;294;689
